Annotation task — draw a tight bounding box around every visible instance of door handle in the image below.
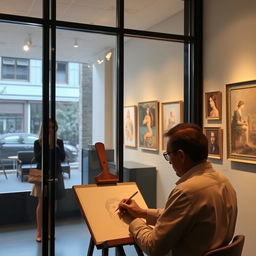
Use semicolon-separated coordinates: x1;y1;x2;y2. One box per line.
48;178;58;182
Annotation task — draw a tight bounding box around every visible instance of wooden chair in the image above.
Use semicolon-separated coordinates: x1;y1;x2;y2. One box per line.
203;235;245;256
17;151;36;182
61;158;71;179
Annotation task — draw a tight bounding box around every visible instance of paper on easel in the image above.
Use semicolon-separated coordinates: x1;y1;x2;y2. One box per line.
73;182;148;245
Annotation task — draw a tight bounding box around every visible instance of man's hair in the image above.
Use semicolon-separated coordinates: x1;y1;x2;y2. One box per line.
164;123;208;162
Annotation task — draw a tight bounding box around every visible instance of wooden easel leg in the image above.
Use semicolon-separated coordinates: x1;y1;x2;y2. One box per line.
116;246;126;256
87;238;94;256
134;243;144;256
102;248;109;256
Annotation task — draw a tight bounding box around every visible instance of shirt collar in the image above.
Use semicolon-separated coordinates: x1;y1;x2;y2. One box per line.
176;161;213;185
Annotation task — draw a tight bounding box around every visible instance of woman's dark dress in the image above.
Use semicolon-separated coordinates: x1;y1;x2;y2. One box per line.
31;138;66;199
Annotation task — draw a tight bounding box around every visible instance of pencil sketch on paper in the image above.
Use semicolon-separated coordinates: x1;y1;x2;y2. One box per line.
105;197;127;228
73;183;148;245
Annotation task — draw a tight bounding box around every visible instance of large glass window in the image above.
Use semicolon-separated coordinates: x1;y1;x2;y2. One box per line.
55;29;116;190
0;23;42;195
0;1;195;255
2;57;29;81
124;37;184;207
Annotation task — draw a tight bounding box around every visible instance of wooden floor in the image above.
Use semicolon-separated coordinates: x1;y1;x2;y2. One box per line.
0;217;141;256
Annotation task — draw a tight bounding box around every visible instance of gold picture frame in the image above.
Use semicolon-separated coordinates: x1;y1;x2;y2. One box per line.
161;101;183;150
203;127;223;160
124;105;137;148
226;80;256;164
138;101;159;151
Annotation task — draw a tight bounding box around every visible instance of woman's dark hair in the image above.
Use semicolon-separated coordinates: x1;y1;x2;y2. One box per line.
209;94;217;105
237;100;244;108
164;123;208;162
49;118;58;131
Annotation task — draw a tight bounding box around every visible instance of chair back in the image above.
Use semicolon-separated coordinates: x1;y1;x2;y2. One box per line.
203;235;245;256
17;151;34;164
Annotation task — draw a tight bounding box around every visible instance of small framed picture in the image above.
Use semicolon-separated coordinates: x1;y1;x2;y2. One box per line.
124;105;137;147
203;127;223;159
138;101;159;151
205;91;222;120
161;101;183;150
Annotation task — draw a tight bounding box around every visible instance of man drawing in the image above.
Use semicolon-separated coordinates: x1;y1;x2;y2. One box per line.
118;123;237;256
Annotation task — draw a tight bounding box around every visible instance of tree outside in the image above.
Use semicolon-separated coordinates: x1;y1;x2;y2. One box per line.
56;102;79;146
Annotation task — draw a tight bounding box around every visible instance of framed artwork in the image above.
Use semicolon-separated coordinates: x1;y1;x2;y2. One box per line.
161;101;183;150
205;91;222;120
226;80;256;164
138;101;159;151
203;127;223;159
124;105;137;147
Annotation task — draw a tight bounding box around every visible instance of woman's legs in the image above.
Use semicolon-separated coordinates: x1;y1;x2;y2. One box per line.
36;196;42;241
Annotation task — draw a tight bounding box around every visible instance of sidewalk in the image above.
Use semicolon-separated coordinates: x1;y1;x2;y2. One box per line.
0;164;81;193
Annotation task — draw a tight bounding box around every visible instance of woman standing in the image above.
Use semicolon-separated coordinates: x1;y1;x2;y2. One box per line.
31;119;65;242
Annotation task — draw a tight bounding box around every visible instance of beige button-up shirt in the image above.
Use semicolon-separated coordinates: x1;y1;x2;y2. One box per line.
129;161;237;256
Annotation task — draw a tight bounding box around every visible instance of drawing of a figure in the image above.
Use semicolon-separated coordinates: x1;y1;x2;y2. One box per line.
105;198;120;215
105;198;127;227
143;107;153;147
208;94;219;118
125;109;134;142
231;100;249;151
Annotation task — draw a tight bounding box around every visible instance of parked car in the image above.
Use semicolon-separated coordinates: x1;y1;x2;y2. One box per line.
0;133;78;168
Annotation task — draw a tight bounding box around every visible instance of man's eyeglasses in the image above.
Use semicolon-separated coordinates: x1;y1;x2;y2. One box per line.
163;152;170;161
163;150;178;161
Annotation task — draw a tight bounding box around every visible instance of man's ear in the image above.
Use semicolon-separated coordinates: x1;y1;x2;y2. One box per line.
177;149;186;162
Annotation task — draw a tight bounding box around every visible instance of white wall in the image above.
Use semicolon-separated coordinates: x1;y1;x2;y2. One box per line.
124;11;184;207
204;0;256;255
92;54;114;148
92;61;105;143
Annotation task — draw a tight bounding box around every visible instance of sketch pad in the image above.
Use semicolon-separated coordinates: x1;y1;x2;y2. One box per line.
73;182;148;246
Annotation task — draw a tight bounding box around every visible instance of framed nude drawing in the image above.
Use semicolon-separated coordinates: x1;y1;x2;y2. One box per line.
203;127;223;160
124;105;137;147
205;91;222;120
161;101;183;150
138;101;159;151
226;80;256;164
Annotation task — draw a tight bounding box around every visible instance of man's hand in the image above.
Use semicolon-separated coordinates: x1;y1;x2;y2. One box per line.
118;199;147;219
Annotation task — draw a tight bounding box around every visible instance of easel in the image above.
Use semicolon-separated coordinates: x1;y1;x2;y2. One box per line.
87;142;144;256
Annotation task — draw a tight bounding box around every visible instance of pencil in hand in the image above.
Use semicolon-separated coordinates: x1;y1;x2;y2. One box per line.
115;191;138;213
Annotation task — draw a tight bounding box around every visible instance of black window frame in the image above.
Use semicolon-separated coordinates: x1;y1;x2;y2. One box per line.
0;1;202;254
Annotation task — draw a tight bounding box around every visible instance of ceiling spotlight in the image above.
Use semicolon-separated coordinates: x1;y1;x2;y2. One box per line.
23;36;32;52
97;59;104;64
73;38;79;48
105;51;112;61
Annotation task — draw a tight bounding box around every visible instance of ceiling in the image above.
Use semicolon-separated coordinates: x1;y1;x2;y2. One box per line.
0;0;184;62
